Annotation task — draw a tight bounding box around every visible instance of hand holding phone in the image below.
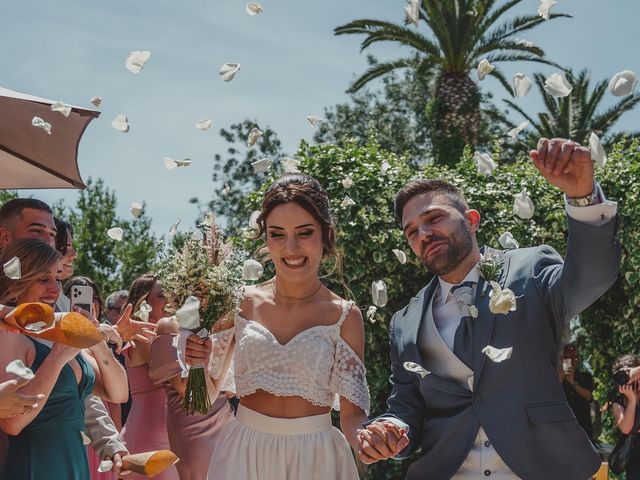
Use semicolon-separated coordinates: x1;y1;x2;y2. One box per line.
70;285;94;316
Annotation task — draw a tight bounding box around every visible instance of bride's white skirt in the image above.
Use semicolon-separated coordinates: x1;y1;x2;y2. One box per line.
207;405;359;479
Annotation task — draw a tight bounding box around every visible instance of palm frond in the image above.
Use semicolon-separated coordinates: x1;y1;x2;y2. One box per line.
347;58;419;93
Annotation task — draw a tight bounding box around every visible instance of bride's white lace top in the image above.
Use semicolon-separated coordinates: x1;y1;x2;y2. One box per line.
208;300;370;415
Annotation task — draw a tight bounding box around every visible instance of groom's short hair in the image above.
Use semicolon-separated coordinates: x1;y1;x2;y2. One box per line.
394;179;469;222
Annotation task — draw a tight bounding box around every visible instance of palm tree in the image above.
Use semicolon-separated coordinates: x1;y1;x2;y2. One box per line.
335;0;569;166
504;70;640;155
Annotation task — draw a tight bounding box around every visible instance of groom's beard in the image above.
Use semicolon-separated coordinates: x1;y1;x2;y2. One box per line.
420;223;473;276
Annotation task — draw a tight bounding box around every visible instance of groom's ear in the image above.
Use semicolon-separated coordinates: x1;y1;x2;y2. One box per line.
465;209;481;233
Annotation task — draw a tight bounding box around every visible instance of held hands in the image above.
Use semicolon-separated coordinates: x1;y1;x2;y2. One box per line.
0;376;45;418
357;421;410;465
529;138;595;198
185;334;212;367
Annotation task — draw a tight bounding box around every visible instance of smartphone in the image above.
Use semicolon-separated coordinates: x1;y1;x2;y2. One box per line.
70;285;94;314
562;359;572;374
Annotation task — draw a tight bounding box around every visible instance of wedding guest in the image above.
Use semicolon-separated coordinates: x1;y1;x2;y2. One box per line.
186;174;370;479
559;343;595;441
105;290;129;324
612;354;640;479
121;273;178;480
0;239;128;479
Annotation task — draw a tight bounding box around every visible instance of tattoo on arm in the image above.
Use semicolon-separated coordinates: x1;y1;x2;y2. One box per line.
102;359;110;367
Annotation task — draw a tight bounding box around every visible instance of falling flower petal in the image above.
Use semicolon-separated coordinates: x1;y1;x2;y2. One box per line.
537;0;556;20
125;50;151;74
513;73;533;97
242;259;264;281
608;70;638;97
98;460;114;473
5;359;34;380
341;196;356;208
403;361;430;378
251;158;272;173
589;132;608;168
90;96;102;108
482;345;513;363
248;210;261;230
174;296;200;330
164;157;191;170
130;202;143;218
219;63;241;82
513;189;535;219
366;305;377;323
498;232;519;250
404;0;420;26
169;218;182;237
371;280;388;307
474;151;496;175
488;281;517;315
507;121;530;140
111;114;129;133
107;227;124;241
247;128;263;147
306;116;322;128
544;73;573;98
341;177;354;189
31;117;52;135
246;2;263;15
3;257;21;280
381;160;391;174
477;59;495;81
80;431;91;446
281;157;301;173
51;101;71;117
392;249;407;264
134;300;153;323
195;118;213;131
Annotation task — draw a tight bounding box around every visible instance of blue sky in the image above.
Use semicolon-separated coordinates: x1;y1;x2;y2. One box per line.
1;0;638;236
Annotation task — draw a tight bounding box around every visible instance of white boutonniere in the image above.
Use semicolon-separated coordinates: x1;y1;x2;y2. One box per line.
478;248;504;295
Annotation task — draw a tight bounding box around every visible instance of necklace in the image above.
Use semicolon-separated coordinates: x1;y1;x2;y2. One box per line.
271;279;323;301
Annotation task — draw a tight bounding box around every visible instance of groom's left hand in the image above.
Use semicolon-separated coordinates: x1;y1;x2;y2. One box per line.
530;138;594;198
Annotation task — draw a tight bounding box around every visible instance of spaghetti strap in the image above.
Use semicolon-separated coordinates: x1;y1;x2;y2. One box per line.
336;301;353;328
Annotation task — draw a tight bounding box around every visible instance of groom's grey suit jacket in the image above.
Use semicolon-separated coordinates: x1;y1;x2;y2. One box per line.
377;216;620;480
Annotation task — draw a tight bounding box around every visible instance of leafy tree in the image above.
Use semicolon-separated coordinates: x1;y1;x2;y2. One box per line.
335;0;568;166
503;70;640;156
0;191;17;206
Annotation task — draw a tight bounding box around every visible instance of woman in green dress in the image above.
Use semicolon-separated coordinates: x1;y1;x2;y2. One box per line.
0;239;128;480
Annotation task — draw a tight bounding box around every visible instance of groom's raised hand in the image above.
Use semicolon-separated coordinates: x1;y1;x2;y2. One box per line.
530;138;594;198
357;421;409;465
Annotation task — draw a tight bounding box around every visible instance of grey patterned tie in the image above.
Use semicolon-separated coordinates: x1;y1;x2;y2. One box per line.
451;281;477;369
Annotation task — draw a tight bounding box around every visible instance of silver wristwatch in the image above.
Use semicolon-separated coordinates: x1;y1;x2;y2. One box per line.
566;184;598;207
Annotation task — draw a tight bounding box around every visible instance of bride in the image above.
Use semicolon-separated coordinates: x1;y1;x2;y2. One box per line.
186;173;371;479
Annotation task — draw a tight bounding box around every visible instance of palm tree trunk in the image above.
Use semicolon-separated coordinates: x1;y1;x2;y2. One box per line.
427;72;481;167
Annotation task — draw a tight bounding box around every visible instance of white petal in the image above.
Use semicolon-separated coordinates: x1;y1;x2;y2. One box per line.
513;189;535;219
111;114;129;133
482;345;513;363
175;158;192;167
403;361;430;378
51;101;71;117
31;117;52;135
242;259;264;281
537;0;557;20
219;63;241;82
247;128;263;147
404;0;420;26
98;460;114;473
488;283;517;315
280;157;301;173
474;151;496;175
498;231;519;250
130;202;143;218
513;73;533;97
107;227;124;241
589;132;608;168
175;296;201;330
544;73;573;98
341;196;356;208
306;116;322;128
251;158;272;173
248;210;261;230
341;177;354;189
164;157;191;170
366;306;377;323
392;249;407;264
477;59;495;81
134;300;153;323
371;280;388;307
468;305;479;318
380;160;391;174
90;96;102;108
125;50;151;74
5;359;34;380
246;2;263;15
507;121;530;140
169;217;182;237
80;431;91;446
195;118;213;131
3;256;21;280
608;70;638;97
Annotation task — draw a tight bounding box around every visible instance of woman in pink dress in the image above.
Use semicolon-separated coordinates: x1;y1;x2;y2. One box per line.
120;273;178;480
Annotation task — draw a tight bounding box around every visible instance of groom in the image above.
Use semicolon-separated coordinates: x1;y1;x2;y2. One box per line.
358;138;620;479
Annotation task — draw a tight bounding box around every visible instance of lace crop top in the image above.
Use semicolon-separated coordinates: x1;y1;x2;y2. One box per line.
208;300;370;415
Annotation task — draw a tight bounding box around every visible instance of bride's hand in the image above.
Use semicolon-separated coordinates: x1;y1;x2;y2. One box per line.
185;334;211;366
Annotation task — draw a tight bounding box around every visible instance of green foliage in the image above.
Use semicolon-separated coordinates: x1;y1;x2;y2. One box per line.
0;190;17;205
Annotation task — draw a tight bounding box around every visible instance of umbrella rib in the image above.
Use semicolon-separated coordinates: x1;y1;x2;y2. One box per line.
0;144;85;189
